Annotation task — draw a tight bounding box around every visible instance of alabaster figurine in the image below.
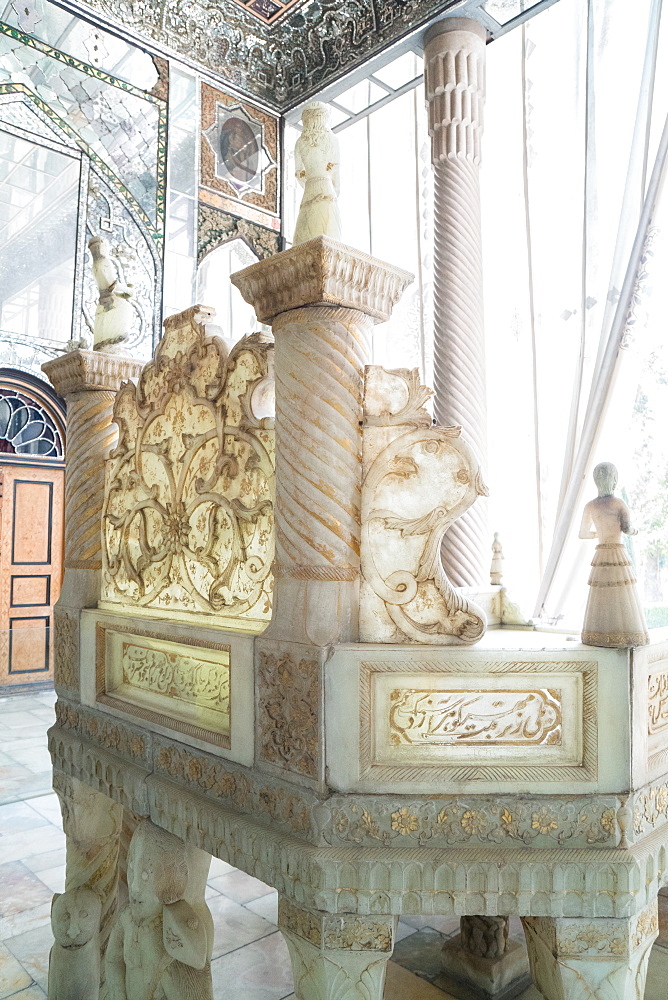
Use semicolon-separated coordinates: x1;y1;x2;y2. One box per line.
292;102;342;245
48;887;101;1000
89;235;134;353
490;532;503;586
579;462;649;647
104;820;212;1000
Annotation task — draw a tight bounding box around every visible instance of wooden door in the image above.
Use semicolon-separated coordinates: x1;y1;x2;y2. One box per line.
0;464;64;688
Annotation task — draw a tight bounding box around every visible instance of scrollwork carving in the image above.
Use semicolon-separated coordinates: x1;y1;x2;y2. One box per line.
101;306;274;627
360;366;486;644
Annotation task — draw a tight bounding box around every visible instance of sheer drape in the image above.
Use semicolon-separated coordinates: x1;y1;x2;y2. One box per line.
482;0;668;623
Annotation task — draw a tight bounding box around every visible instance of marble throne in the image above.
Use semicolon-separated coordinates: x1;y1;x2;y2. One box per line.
43;236;668;1000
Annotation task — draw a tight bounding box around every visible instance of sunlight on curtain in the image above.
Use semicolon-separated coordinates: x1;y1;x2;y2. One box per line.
482;0;668;624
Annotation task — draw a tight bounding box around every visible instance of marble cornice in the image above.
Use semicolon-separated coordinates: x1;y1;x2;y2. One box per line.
60;0;468;110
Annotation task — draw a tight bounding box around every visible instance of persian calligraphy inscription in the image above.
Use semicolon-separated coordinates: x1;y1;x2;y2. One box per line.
390;688;562;747
100;625;231;747
648;669;668;736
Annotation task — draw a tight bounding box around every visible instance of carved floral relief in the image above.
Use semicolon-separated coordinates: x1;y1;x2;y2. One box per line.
101;306;275;627
258;652;319;779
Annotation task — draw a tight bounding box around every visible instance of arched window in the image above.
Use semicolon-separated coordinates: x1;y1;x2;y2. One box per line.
0;369;65;461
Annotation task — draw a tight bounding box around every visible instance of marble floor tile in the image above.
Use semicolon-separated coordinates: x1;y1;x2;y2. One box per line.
207;892;276;959
210;930;294;1000
4;924;53;993
0;826;64;866
0;775;53;807
208;856;236;878
0;941;32;1000
33;866;64;894
209;869;273;904
0;803;49;835
0;863;53;919
401;915;462;936
396;919;419;942
4;987;46;1000
245;891;278;925
2;748;52;775
22;849;66;875
0;903;52;942
21;795;61;827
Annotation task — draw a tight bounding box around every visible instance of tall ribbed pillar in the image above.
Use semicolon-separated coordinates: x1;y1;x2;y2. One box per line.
425;17;488;587
232;236;412;646
43;350;142;696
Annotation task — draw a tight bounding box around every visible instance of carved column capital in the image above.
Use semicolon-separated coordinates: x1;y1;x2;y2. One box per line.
42;349;143;398
424;17;486;165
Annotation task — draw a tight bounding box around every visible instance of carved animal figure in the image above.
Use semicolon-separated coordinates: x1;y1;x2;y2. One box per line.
48;887;101;1000
105;820;213;1000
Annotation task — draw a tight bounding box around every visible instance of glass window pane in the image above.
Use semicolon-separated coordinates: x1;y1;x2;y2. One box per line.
372;52;423;91
334;80;386;115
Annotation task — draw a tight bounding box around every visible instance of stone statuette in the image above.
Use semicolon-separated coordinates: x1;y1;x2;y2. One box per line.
48;887;102;1000
579;462;649;648
292;102;341;245
104;819;213;1000
89;235;135;354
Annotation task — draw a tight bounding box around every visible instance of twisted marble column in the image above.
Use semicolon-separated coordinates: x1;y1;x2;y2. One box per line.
425;18;488;587
232;236;411;645
43;350;143;695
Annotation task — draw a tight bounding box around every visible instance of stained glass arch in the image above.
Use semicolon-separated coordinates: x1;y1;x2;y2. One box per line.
0;369;65;462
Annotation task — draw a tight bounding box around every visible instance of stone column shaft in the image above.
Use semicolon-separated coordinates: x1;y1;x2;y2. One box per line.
43;350;142;695
425;18;488;587
232;236;412;645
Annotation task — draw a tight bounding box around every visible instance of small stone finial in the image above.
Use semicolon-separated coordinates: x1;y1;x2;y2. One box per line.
292;102;341;245
88;235;134;354
490;532;503;586
578;462;649;647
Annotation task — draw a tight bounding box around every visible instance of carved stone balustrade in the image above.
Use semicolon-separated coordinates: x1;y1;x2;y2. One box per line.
45;242;668;1000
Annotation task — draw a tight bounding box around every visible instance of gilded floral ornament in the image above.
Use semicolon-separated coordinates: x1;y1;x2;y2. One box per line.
101;306;275;627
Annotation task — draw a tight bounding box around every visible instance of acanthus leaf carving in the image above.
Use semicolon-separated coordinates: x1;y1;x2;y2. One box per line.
360;366;486;645
101;306;275;626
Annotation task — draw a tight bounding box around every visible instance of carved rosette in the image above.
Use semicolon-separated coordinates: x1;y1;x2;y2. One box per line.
100;306;275;627
425;19;488;588
360;366;486;644
233;237;412;644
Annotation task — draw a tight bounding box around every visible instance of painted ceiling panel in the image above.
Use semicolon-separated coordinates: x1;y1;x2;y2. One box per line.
61;0;469;110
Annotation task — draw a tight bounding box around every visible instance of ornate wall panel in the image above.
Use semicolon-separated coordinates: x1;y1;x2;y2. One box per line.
198;204;281;265
200;83;279;229
100;306;275;630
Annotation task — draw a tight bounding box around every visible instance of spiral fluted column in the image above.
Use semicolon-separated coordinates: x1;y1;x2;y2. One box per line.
425;18;489;587
232;236;412;645
43;350;143;695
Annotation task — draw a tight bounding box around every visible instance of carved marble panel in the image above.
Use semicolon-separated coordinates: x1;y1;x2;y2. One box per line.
97;623;231;747
100;305;275;629
369;670;580;775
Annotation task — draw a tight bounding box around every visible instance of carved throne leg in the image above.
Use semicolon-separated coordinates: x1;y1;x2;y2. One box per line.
278;897;396;1000
441;915;530;999
54;774;123;948
521;903;658;1000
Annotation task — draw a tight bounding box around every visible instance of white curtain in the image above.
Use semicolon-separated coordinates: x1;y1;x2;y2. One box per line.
482;0;668;624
